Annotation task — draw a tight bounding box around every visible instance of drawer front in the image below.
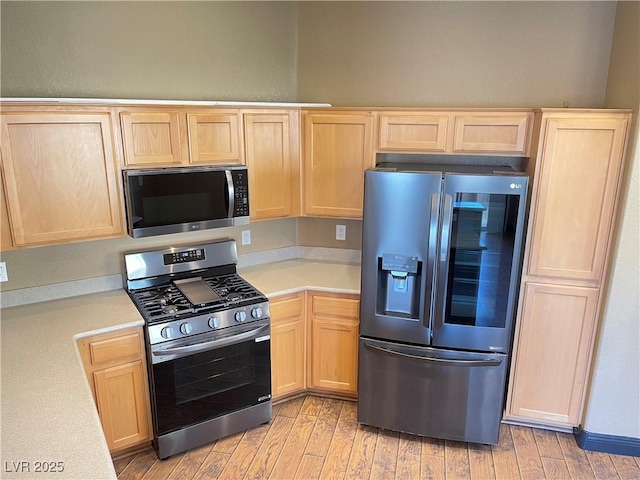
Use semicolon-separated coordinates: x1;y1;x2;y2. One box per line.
270;293;303;321
89;331;143;365
312;294;360;319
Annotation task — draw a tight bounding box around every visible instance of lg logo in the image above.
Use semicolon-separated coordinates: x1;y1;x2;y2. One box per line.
510;183;523;189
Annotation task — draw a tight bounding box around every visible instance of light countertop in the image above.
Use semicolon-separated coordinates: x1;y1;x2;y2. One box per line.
0;260;360;480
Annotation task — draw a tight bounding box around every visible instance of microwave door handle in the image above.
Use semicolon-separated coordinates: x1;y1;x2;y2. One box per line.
225;169;235;218
153;324;269;360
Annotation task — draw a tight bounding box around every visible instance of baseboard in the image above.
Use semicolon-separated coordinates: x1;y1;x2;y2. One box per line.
574;426;640;457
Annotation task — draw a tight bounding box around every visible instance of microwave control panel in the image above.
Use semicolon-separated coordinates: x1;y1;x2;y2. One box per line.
232;170;250;217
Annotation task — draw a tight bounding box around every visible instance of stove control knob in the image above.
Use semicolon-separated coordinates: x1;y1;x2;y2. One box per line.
179;322;192;335
208;317;220;329
235;311;247;322
160;326;174;339
251;307;263;319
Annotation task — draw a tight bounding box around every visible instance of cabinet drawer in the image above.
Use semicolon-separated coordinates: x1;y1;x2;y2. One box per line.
89;331;143;365
271;293;303;321
311;294;360;319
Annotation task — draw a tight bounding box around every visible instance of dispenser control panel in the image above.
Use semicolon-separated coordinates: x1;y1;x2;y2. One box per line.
381;254;418;274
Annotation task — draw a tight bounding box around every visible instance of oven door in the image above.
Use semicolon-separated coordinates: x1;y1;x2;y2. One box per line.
148;319;271;437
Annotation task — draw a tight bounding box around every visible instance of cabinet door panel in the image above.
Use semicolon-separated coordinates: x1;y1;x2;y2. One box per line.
0;170;15;251
508;283;598;425
271;318;305;398
303;113;374;218
121;112;182;165
528;116;628;280
453;114;531;155
188;113;240;164
245;113;293;219
0;112;123;246
378;114;448;152
309;318;359;394
93;360;151;452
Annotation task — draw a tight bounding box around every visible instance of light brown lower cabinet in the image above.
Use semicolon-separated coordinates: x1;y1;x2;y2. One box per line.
77;327;152;454
270;293;306;400
307;291;360;397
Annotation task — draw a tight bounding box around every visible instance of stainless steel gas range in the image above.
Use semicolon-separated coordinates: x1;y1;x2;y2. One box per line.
123;238;271;460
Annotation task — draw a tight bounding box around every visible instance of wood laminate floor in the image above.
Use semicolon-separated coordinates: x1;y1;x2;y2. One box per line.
115;395;640;480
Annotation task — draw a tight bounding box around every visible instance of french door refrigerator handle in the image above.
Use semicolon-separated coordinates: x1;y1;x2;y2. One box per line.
434;193;453;332
424;192;441;329
363;341;502;367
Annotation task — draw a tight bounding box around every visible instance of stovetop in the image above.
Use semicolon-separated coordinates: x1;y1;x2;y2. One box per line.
130;273;266;324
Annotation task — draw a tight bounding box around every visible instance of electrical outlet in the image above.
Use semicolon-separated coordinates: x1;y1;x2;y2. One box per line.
0;262;7;282
336;224;347;241
241;230;251;246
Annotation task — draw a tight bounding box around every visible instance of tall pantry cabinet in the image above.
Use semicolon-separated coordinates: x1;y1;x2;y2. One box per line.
505;109;632;428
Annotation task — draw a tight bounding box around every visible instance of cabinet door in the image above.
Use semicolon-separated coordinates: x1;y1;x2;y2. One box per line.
0;170;15;251
244;112;297;219
120;111;183;166
187;112;241;164
0;112;123;246
527;114;629;281
93;360;152;452
378;113;448;152
307;293;360;395
453;113;532;155
507;282;598;426
270;293;305;399
303;113;374;218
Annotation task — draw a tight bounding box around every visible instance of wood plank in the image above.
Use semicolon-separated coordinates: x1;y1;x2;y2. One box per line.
113;453;137;475
269;414;318;479
445;440;471;480
421;453;446;480
245;415;295;479
192;451;231;479
166;442;214;479
610;453;640;480
141;452;184;480
511;425;545;479
585;450;620;480
368;429;400;480
218;422;271;480
344;424;378;480
212;431;244;454
295;454;325;480
533;428;565;459
492;425;520;480
556;431;596;479
118;450;158;480
469;443;496;480
278;395;307;418
305;398;344;457
396;432;422;480
423;435;445;457
541;457;572;479
300;395;326;416
320;401;359;479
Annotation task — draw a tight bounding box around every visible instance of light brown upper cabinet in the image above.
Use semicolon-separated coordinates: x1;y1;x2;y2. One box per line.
303;111;375;218
243;110;300;220
120;108;242;167
0;108;124;247
525;113;630;281
378;113;449;152
452;113;532;155
505;109;632;429
377;110;534;156
1;170;15;251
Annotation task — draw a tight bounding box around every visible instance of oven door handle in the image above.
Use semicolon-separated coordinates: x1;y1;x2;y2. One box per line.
152;324;269;359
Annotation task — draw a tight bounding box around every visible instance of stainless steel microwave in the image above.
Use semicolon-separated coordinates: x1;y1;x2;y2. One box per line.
122;165;249;238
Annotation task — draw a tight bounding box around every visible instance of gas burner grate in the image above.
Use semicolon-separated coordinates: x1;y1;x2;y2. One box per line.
203;274;263;305
130;285;195;321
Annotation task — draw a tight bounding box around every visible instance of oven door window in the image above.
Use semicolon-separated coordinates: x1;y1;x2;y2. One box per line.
151;337;271;435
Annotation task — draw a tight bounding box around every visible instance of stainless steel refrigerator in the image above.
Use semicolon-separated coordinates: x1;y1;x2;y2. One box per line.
357;163;528;445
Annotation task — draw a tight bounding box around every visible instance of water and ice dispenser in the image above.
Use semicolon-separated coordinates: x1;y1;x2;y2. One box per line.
376;253;423;320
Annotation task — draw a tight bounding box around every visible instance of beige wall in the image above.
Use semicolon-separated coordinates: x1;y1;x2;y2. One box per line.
0;2;297;100
297;1;616;107
583;2;640;438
